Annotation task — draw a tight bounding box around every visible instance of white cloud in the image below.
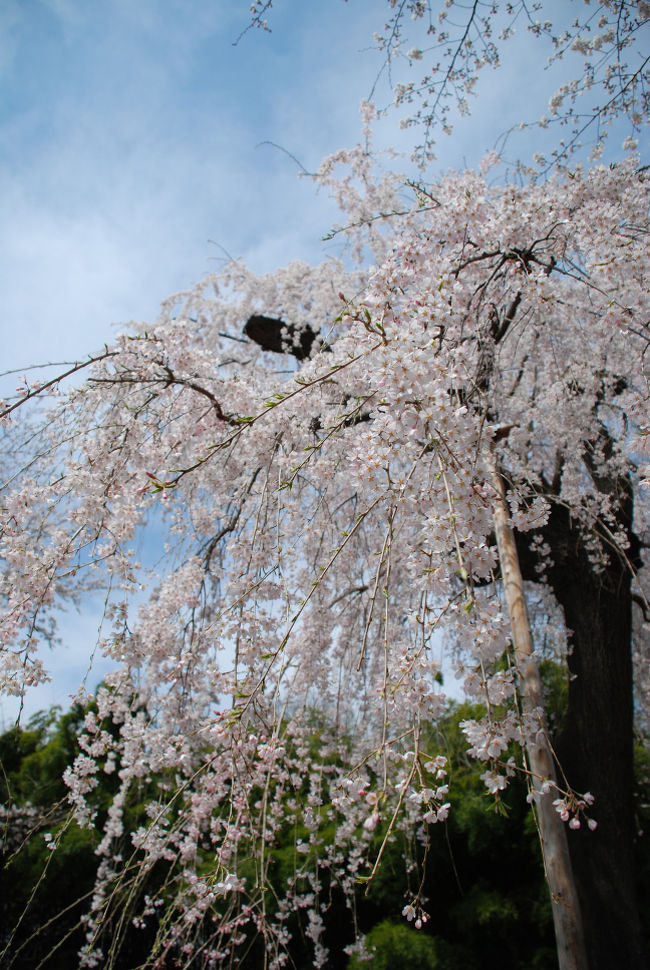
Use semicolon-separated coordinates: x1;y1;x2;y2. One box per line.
0;1;386;383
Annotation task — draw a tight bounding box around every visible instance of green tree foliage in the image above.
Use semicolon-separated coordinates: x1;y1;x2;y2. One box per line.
348;921;440;970
2;689;649;969
0;706;98;969
0;703;166;969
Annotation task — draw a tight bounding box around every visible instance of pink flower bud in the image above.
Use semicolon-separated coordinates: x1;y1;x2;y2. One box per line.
363;811;379;831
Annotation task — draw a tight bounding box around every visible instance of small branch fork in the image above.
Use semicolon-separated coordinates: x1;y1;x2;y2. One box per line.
0;350;118;421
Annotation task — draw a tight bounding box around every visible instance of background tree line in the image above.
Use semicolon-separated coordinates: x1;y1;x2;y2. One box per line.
2;665;650;969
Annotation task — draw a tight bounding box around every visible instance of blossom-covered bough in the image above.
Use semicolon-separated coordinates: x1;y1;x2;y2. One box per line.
2;155;648;969
2;2;650;968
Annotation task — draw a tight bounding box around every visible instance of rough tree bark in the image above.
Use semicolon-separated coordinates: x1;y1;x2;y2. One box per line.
516;433;647;970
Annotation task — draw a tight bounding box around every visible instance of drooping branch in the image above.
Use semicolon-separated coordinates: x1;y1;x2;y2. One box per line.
0;349;118;421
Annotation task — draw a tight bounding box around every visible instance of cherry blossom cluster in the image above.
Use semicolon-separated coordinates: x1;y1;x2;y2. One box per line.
552;791;598;832
1;148;648;964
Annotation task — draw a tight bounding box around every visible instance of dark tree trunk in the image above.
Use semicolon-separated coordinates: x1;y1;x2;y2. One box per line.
517;461;647;970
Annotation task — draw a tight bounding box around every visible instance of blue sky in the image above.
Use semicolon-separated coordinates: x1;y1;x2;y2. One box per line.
1;0;384;380
1;0;393;721
3;0;644;380
1;0;646;722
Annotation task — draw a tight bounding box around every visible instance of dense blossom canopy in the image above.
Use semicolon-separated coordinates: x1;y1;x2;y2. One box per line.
1;148;648;965
2;1;650;965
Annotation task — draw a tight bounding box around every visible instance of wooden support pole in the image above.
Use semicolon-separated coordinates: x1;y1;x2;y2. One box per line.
486;450;588;970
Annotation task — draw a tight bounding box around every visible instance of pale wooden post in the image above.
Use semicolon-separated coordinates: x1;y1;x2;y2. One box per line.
485;450;588;970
